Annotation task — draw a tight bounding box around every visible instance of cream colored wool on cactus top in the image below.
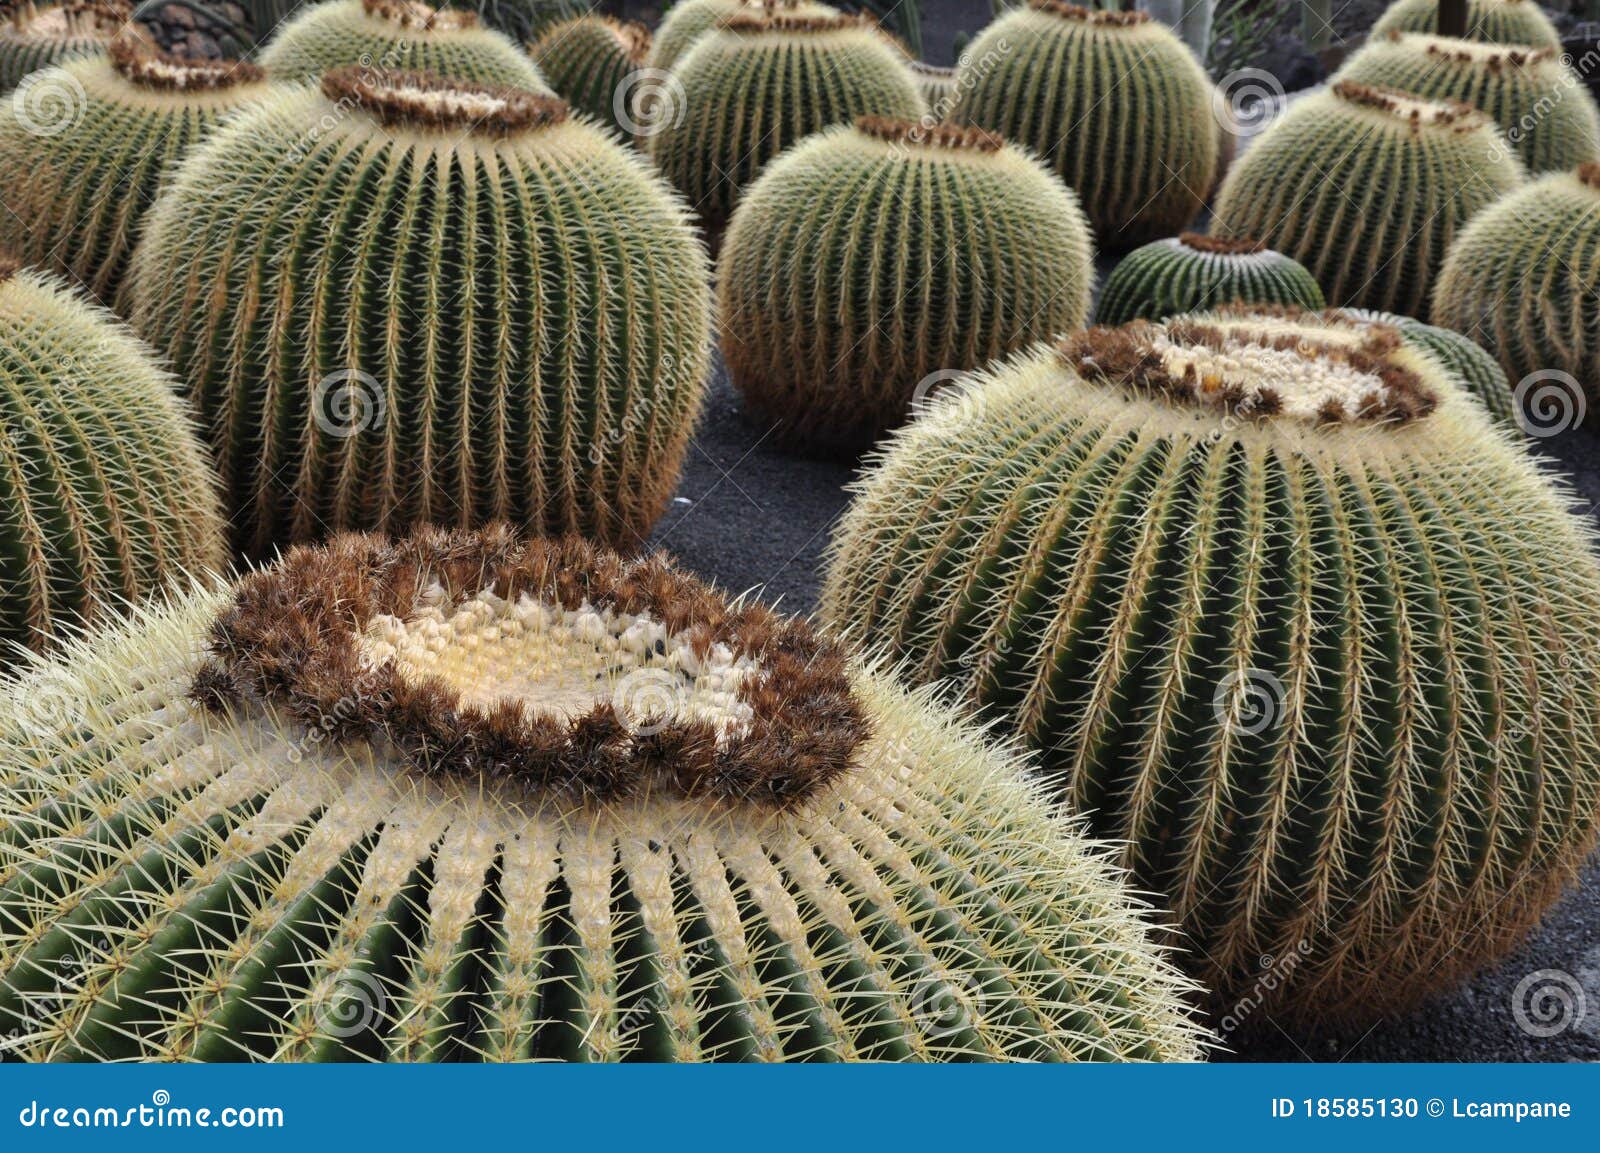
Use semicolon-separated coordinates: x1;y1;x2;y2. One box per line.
0;527;1208;1062
1371;0;1562;49
646;0;838;72
822;313;1600;1022
0;0;123;92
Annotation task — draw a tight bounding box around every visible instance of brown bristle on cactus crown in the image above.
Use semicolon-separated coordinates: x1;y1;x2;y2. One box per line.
319;66;569;134
0;252;16;281
855;114;1003;152
910;60;952;76
718;10;877;33
359;0;476;30
192;526;868;810
1330;79;1486;131
109;32;264;89
609;16;652;61
1027;0;1151;26
1057;319;1438;424
1385;28;1558;67
1177;231;1266;255
1579;161;1600;189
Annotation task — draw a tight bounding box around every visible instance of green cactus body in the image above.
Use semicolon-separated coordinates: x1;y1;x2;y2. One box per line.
0;526;1209;1062
1212;81;1524;320
0;39;274;310
0;0;122;92
527;15;650;135
1433;164;1600;429
1371;0;1562;49
719;117;1094;453
649;13;924;231
910;60;955;114
1095;234;1325;326
821;314;1600;1021
647;0;838;73
0;258;224;658
950;2;1219;250
129;69;711;558
259;0;549;90
1336;32;1600;174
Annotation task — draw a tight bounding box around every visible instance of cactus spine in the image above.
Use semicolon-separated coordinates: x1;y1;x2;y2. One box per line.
910;60;954;113
951;2;1219;249
1336;32;1600;174
259;0;549;91
649;13;924;231
0;526;1209;1062
0;258;224;658
1095;234;1325;326
647;0;838;73
1212;81;1524;320
0;0;123;92
527;15;649;135
821;313;1600;1021
130;69;711;558
0;37;272;309
1433;164;1600;429
1371;0;1562;49
719;117;1093;452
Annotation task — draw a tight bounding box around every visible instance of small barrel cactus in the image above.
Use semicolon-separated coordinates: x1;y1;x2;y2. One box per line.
0;256;224;658
1433;164;1600;431
951;2;1219;249
910;60;954;113
720;116;1094;453
129;68;711;558
822;312;1600;1022
527;15;649;135
1212;81;1524;320
1336;32;1600;174
0;0;122;92
647;0;838;73
0;36;272;309
1095;233;1325;325
1371;0;1561;49
0;525;1209;1062
649;13;924;231
259;0;549;91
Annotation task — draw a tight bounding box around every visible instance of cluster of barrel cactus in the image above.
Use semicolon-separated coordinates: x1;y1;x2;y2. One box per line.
0;0;123;91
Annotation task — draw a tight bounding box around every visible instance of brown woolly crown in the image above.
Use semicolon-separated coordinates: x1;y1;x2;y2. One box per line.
360;0;476;31
1027;0;1151;27
1331;79;1487;132
109;33;263;90
855;114;1003;153
1178;231;1266;256
321;67;569;135
0;252;19;283
910;60;953;77
1057;318;1438;426
1579;161;1600;190
192;526;869;812
719;11;879;34
608;17;651;61
1385;28;1559;68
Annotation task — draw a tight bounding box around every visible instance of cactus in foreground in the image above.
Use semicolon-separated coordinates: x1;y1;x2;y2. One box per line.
0;0;122;92
1212;81;1524;320
822;313;1600;1021
0;257;224;658
647;0;838;72
0;525;1209;1062
649;13;924;231
130;69;710;558
951;2;1219;249
0;37;272;309
720;117;1093;453
1096;234;1325;326
1336;32;1600;174
527;15;649;135
1371;0;1561;49
1433;164;1600;430
260;0;549;91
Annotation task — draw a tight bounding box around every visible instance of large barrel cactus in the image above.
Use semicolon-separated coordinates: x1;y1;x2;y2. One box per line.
822;312;1600;1022
950;2;1218;249
0;0;122;92
719;116;1094;452
0;37;272;309
1336;32;1600;174
527;15;649;135
0;257;224;659
647;0;838;73
649;13;924;231
259;0;549;90
1371;0;1561;49
129;68;711;558
1212;81;1524;320
0;525;1209;1062
1433;164;1600;430
1096;234;1325;326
